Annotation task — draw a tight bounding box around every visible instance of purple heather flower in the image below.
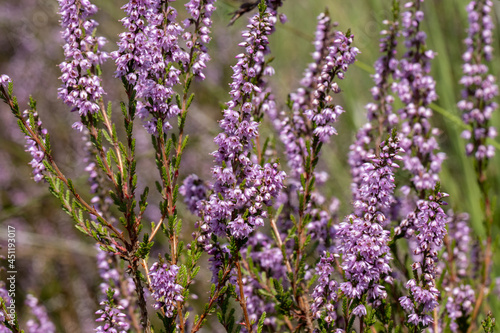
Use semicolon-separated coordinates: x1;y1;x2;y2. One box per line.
242;274;278;331
112;0;189;134
148;262;183;317
23;110;47;183
0;284;11;333
338;136;402;308
392;1;444;194
57;0;108;116
446;284;475;332
305;30;359;143
95;300;129;333
25;295;56;333
0;74;11;88
399;190;448;327
459;0;498;161
200;9;285;240
95;246;134;330
443;211;471;279
183;0;217;80
179;174;209;215
352;304;367;317
349;14;399;205
311;252;339;322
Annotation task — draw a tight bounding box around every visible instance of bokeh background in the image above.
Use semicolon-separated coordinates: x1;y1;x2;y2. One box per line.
1;0;500;331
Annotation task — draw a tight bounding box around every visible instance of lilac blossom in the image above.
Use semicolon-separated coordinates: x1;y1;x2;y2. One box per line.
311;252;339;323
392;1;444;194
446;284;475;332
25;295;56;333
459;0;498;161
349;14;399;205
183;0;217;80
134;1;188;135
444;211;472;279
242;275;278;330
57;0;108;116
305;30;359;143
179;174;209;215
148;262;183;317
0;74;11;88
268;13;355;251
399;190;448;327
95;300;129;333
272;12;334;180
24;109;48;183
241;232;286;329
112;0;188;134
338;136;402;308
200;8;285;240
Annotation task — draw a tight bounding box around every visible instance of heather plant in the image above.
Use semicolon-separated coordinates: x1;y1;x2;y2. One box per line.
0;0;500;332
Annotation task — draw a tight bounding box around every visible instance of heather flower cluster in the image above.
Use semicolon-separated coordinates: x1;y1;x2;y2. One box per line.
446;284;475;332
25;295;56;333
148;262;183;317
393;1;444;193
57;0;108;116
201;7;285;240
95;300;129;333
305;30;359;143
459;0;498;161
399;190;448;326
24;109;47;183
311;252;339;323
180;174;209;215
338;135;402;308
183;0;217;80
2;0;500;332
349;13;399;201
118;0;188;134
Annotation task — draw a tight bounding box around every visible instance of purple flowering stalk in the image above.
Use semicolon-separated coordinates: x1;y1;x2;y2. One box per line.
389;4;449;327
95;246;139;331
193;3;286;331
398;189;448;329
271;14;341;252
57;0;108;116
257;10;359;331
458;1;498;330
334;134;402;330
25;295;56;333
148;262;184;317
349;1;400;207
392;0;444;203
110;2;219;328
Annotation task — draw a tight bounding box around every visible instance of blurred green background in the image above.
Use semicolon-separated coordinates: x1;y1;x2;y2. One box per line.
1;0;500;331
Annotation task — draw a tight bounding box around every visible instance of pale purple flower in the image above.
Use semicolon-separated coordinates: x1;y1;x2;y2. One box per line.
305;31;359;143
311;252;339;322
180;174;209;215
25;295;56;333
443;211;471;279
392;1;444;193
349;13;399;204
57;0;108;116
0;74;11;88
95;300;129;333
399;190;448;327
148;262;183;317
201;9;285;240
24;110;47;183
446;285;475;332
459;0;498;161
183;0;217;80
339;136;402;308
